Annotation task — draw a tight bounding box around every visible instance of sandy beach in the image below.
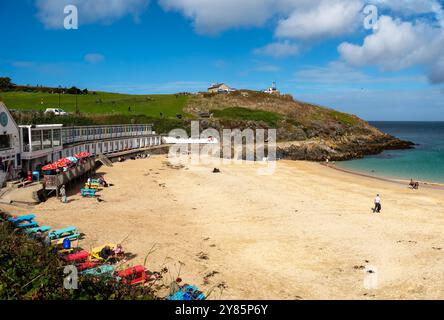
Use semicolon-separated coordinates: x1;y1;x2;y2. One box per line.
2;155;444;300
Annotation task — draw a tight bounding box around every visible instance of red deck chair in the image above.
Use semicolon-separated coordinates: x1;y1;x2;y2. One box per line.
117;265;147;285
64;250;90;263
77;261;97;271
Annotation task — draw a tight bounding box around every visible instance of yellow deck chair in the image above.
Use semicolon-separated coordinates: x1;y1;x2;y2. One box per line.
84;182;100;189
91;243;116;261
52;237;78;254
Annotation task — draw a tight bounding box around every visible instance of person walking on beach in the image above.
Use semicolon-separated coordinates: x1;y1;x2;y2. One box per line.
373;194;381;213
60;185;67;204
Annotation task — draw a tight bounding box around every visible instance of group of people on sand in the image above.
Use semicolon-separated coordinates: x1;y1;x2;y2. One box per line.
58;176;109;204
371;178;421;214
409;179;420;190
34;232;125;262
99;244;125;262
118;153;150;162
34;230;51;246
86;176;108;188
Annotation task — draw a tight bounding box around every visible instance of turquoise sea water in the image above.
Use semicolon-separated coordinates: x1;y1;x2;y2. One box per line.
336;122;444;183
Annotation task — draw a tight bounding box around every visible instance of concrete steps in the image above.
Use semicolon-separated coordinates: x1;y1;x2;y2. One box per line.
97;154;113;167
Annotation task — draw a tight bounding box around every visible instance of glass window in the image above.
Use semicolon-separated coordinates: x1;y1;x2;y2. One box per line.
53;129;61;147
42;130;52;149
0;135;11;150
22;128;30;152
31;130;42;151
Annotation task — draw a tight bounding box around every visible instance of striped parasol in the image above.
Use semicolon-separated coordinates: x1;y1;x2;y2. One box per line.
66;156;79;163
53;158;72;168
42;163;58;171
74;151;91;159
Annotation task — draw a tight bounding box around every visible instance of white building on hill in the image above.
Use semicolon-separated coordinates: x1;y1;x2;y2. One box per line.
263;82;280;95
207;83;235;93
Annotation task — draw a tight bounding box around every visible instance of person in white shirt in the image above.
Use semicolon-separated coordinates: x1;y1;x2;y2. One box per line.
374;194;381;213
60;185;67;204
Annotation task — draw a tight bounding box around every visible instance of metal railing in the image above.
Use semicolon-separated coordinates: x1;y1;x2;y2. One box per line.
61;125;153;145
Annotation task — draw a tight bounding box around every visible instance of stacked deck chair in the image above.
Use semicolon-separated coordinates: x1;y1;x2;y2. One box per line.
8;215;38;229
167;284;205;301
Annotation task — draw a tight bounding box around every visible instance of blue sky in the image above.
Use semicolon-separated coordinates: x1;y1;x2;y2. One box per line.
1;0;443;121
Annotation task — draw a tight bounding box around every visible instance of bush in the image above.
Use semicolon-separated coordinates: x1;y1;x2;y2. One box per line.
0;213;156;300
211;107;282;127
10;110;187;134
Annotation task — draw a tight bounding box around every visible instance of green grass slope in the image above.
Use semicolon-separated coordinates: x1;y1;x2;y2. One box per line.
0;91;189;119
211;107;283;126
0;89;381;141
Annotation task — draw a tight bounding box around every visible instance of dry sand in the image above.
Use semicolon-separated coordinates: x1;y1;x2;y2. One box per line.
2;155;444;299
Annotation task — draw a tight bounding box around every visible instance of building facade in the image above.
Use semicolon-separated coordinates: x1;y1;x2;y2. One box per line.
0;102;21;179
0;102;162;179
207;83;234;93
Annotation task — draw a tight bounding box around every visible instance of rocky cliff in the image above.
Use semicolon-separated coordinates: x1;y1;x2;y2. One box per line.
185;90;414;161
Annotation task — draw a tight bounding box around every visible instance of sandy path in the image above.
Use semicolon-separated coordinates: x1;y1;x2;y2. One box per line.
2;155;444;299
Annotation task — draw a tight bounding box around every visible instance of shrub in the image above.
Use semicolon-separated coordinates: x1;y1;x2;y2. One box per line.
0;213;156;300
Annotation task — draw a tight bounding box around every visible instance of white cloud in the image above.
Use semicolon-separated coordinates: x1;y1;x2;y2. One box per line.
158;0;365;38
254;41;299;58
372;0;442;16
338;15;444;83
84;53;105;64
294;61;426;84
34;0;444;84
36;0;150;29
158;0;276;34
275;0;364;40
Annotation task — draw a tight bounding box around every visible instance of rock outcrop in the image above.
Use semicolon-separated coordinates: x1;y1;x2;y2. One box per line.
277;134;414;161
185;91;415;161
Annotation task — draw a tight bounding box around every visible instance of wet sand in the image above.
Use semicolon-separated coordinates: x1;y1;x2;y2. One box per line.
2;155;444;299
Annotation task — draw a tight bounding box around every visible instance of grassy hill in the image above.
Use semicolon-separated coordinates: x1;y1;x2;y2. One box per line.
0;89;375;138
0;88;412;160
0;91;189;119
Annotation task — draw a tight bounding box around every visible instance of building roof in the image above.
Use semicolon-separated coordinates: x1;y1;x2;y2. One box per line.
208;83;228;89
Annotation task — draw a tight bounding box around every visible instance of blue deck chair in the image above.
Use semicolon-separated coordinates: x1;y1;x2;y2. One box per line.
81;188;97;197
61;233;81;241
48;227;77;240
16;221;39;229
81;265;115;277
167;284;205;301
25;226;52;235
8;214;36;224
